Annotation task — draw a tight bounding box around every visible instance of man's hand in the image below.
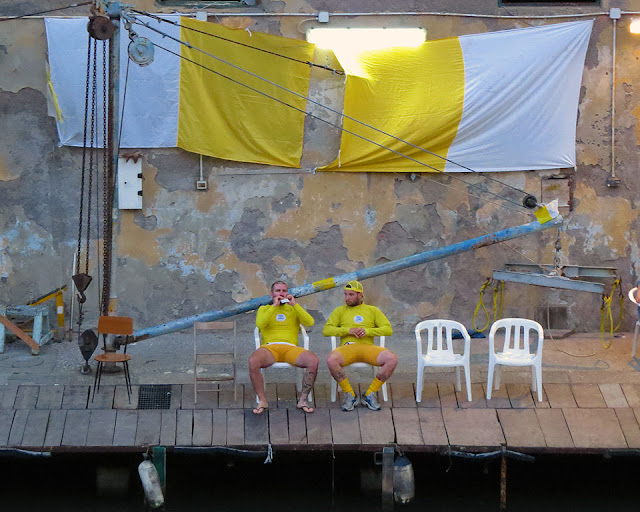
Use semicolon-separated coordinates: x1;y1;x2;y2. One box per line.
273;296;282;306
349;327;366;338
287;294;297;306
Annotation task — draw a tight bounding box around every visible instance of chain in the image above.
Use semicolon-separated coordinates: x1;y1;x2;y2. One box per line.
101;40;109;315
553;228;562;274
101;38;113;316
85;40;97;277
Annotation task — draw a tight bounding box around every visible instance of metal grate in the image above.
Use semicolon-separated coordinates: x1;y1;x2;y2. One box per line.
137;384;172;410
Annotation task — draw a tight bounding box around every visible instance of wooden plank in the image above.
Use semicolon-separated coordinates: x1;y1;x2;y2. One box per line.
192;410;213;446
8;409;28;446
305;408;331;445
176;410;193;446
288;407;308;445
226;409;244;446
181;384;195;409
572;384;606;408
44;409;67;448
135;410;162;447
218;387;243;409
194;386;219;409
483;383;511;409
212;409;227;446
113;410;138;447
533;386;551;409
62;385;90;409
61;409;91;447
310;384;329;408
416;382;441;408
0;314;39;351
615;408;640;448
390;383;416;408
86;409;117;447
330;408;361;445
170;385;182;409
457;384;487;409
268;409;289;444
14;385;39;409
244;384;257;409
0;410;15;446
160;410;177;446
599;384;629;408
359;408;394;445
418;408;448;446
244;408;269;445
506;384;535;409
544;384;577;408
442;409;505;447
89;385;115;409
114;385;139;409
392;408;423;445
0;385;18;409
563;408;627;448
437;383;458;408
36;384;64;409
20;409;50;447
276;383;298;409
535;409;574;448
497;409;546;448
621;384;640;407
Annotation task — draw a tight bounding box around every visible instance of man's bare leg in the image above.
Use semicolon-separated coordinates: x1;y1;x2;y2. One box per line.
327;350;347;385
249;348;275;414
295;350;319;412
375;349;398;382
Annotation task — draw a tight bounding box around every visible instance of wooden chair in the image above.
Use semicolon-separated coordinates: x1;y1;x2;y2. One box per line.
194;321;237;404
93;316;134;403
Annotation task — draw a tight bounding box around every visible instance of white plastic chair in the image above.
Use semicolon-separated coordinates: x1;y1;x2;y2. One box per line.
629;288;640;357
415;319;472;402
330;337;388;402
254;325;312;403
487;318;544;402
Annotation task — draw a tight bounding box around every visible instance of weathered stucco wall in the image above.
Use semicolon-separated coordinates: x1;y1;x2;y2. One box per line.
1;0;640;335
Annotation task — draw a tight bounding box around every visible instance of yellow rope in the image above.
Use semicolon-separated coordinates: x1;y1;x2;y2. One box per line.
472;278;492;333
600;278;622;349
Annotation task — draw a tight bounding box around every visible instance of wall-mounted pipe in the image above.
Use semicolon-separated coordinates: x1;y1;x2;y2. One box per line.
125;216;562;344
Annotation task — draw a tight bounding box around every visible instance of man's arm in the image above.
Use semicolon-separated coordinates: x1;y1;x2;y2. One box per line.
294;303;315;327
364;307;393;337
322;307;350;337
256;305;276;330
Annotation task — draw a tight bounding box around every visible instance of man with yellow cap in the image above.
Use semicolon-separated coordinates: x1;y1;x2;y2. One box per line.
323;280;397;411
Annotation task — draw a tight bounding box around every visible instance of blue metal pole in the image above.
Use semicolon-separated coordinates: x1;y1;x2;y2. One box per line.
129;216;562;342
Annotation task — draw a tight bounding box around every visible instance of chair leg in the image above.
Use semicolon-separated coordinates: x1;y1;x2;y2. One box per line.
633;322;640;357
92;362;101;402
486;361;495;400
535;365;543;402
416;366;424;402
455;366;461;392
123;361;132;404
464;364;472;402
531;366;537;392
331;379;337;402
494;365;502;390
381;382;388;402
296;368;303;393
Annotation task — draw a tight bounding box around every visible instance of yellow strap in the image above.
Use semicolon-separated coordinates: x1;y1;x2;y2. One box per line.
472;279;492;332
492;281;504;322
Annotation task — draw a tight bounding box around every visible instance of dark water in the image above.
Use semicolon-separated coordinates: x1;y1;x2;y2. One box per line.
0;450;638;511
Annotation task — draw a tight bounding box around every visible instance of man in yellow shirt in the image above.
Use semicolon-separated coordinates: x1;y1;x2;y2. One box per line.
323;280;397;411
250;281;318;415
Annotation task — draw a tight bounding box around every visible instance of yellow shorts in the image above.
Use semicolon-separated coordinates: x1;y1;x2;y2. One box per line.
333;343;387;366
262;343;306;365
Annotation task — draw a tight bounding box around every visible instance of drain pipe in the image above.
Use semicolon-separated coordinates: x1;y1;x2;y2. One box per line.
607;8;621;187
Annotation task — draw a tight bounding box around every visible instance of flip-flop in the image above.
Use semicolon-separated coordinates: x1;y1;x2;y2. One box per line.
253;405;268;415
297;404;315;414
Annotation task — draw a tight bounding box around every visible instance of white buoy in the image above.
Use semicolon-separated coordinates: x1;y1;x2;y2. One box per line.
138;459;164;509
393;455;415;504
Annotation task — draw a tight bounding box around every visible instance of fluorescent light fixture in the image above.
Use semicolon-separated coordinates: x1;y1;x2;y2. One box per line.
307;27;426;50
630;19;640;34
307;27;426;77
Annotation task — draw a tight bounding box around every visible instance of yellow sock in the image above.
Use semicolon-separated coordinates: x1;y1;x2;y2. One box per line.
366;377;384;396
338;378;354;395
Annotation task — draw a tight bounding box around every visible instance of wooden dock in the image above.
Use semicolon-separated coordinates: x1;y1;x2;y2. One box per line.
2;381;640;453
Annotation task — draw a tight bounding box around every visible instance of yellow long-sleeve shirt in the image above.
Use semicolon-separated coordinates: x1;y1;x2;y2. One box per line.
322;303;392;345
256;303;314;345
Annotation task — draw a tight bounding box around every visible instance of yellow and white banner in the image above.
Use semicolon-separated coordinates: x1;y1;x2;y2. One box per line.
45;16;313;168
322;20;593;173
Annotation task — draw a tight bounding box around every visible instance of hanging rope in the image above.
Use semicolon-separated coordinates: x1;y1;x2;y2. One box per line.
472;278;492;332
600;277;623;349
472;278;505;332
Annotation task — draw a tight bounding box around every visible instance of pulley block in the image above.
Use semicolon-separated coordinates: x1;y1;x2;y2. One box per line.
128;37;155;67
88;15;115;41
522;194;538;209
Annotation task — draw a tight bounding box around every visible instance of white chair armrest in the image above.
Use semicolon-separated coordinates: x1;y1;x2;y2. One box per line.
254;327;261;350
300;325;310;350
379;336;385;348
330;336;337;350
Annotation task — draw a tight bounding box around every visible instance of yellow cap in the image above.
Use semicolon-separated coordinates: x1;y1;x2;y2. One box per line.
344;280;363;293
